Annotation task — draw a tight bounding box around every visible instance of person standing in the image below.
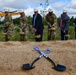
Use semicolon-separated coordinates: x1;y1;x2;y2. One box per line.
59;10;70;40
32;9;44;42
20;11;28;41
73;18;76;27
73;17;76;39
46;9;57;40
4;9;14;41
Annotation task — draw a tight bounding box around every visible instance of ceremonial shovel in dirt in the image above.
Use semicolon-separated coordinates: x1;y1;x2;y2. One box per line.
22;49;52;70
33;46;66;71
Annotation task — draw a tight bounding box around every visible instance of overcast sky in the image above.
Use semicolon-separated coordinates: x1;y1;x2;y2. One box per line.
0;0;76;18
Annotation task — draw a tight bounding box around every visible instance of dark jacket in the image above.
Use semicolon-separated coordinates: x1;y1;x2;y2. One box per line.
74;18;76;25
32;13;44;32
59;14;70;31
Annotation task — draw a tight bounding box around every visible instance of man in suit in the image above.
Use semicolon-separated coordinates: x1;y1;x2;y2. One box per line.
73;17;76;39
59;10;70;40
32;9;44;42
73;18;76;27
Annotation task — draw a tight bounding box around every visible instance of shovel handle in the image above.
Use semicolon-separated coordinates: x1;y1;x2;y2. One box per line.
34;46;52;54
33;46;42;54
46;57;56;67
31;57;40;67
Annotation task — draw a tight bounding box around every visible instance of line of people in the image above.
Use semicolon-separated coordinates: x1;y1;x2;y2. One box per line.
3;8;70;42
3;9;29;41
32;8;70;41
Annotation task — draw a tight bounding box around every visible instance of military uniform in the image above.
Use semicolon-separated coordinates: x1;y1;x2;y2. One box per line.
20;13;28;41
4;13;14;41
46;13;57;40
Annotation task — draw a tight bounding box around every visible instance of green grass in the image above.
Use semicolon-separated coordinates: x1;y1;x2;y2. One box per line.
0;26;75;41
0;31;4;41
69;26;75;39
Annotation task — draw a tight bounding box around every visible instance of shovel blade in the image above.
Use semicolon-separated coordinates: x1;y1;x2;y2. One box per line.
22;63;35;70
54;64;66;71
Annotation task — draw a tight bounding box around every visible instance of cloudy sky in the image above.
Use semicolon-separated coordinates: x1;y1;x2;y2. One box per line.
0;0;76;17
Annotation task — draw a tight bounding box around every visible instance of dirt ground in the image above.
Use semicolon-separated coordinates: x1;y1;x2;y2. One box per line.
0;40;76;75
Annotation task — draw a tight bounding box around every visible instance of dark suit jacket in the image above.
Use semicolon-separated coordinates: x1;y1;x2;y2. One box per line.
74;18;76;25
59;14;70;31
32;13;44;34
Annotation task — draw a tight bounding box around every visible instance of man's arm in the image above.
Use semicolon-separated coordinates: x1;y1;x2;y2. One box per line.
45;14;52;27
52;14;57;28
64;15;70;31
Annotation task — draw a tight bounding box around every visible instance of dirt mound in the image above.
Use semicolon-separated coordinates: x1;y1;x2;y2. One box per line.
0;40;76;75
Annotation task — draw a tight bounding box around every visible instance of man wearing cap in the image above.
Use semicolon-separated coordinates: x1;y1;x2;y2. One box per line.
4;9;14;41
32;9;44;42
59;10;70;40
46;9;57;40
20;11;28;41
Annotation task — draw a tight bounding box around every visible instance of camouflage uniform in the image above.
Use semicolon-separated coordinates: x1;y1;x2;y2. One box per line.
46;13;57;40
4;13;14;41
20;13;28;41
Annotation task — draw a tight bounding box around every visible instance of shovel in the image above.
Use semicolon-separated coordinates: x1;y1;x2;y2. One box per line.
22;49;52;70
34;46;66;71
